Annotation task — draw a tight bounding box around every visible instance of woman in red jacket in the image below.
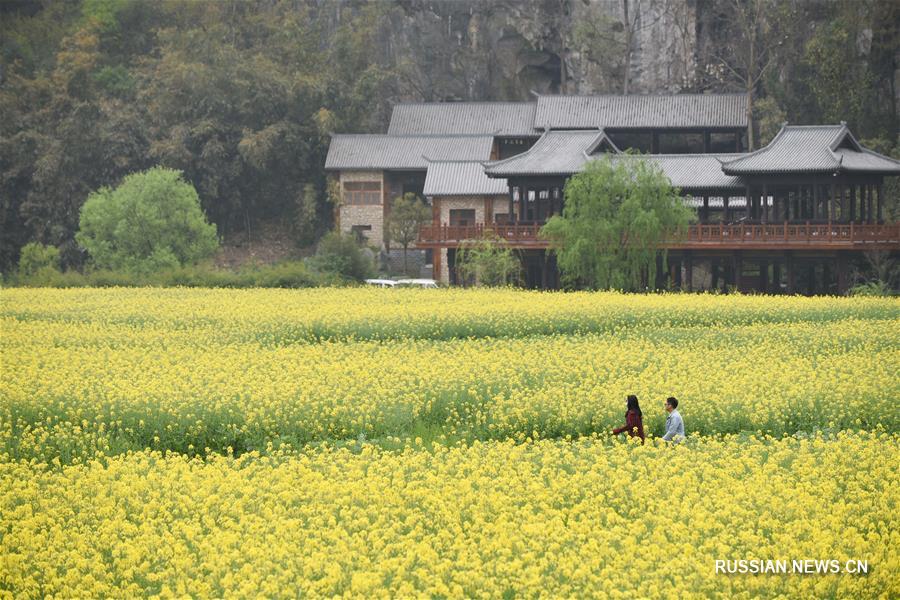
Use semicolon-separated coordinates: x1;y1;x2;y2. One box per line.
612;395;645;443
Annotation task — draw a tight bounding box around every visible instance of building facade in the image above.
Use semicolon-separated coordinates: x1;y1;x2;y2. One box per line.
325;95;900;293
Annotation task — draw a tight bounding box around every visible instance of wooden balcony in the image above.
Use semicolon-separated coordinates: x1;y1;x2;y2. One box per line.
416;222;900;251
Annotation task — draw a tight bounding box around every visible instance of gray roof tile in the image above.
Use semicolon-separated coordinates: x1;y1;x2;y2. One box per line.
535;94;748;129
616;154;745;189
423;161;508;196
721;124;900;174
484;130;616;176
388;102;538;136
325;134;494;170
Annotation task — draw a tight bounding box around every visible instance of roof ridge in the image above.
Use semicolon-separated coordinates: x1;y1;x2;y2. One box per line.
782;124;846;129
535;93;747;98
425;159;492;164
392;101;536;106
330;133;496;139
634;153;747;158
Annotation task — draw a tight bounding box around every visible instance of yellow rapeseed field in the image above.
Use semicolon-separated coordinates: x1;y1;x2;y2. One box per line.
2;288;898;459
2;434;898;598
1;288;898;598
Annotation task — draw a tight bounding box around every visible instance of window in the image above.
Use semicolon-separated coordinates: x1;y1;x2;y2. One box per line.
343;181;381;205
350;224;371;243
449;209;476;226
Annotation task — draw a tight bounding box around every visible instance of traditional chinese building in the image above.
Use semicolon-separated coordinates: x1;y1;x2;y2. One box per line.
325;95;900;293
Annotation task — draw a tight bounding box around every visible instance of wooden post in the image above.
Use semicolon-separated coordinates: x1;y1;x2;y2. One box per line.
836;254;848;296
433;247;442;281
432;198;441;226
745;186;752;220
508;187;515;223
762;184;768;223
520;187;528;223
733;252;743;292
759;259;768;294
849;185;856;222
877;183;884;223
484;197;493;225
703;195;709;222
773;262;782;294
786;251;796;295
703;130;711;153
684;251;693;292
828;182;835;225
735;130;742;152
813;183;820;220
724;195;730;222
866;184;873;224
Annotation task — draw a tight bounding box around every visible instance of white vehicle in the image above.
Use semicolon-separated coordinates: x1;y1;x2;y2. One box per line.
364;279;398;288
394;278;440;288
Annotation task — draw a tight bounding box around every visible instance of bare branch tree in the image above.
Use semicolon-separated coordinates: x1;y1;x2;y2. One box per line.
711;0;787;149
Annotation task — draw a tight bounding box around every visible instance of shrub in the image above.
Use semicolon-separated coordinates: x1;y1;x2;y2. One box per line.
455;235;520;287
17;242;61;277
306;232;374;282
76;167;218;274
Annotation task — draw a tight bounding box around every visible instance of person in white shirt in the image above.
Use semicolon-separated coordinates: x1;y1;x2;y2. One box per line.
662;396;684;443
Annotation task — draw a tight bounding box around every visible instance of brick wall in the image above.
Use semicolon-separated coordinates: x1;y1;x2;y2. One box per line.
339;170;384;247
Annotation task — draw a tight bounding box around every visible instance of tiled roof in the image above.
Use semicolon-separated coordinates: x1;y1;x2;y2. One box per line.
615;154;745;189
721;124;900;174
387;102;538;136
423;161;508;196
325;134;494;170
534;94;749;129
484;130;618;176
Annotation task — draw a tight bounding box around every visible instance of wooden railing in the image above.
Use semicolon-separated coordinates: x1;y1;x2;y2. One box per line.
416;222;900;250
417;223;547;246
667;222;900;249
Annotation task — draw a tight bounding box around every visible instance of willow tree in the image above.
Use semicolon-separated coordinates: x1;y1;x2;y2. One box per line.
540;156;693;291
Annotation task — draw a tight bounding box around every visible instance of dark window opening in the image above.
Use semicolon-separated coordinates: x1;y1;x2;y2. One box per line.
449;209;476;227
350;224;371;243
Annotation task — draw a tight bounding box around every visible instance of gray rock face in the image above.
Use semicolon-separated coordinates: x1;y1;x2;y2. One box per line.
367;0;702;101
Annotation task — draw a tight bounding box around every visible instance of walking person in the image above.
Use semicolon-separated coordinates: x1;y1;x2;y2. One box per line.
662;397;684;443
612;395;645;443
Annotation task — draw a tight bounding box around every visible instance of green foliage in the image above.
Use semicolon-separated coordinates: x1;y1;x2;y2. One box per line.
81;0;129;31
802;19;872;127
92;65;134;96
307;232;374;282
76;167;218;273
455;235;520;287
541;157;694;291
10;261;331;289
754;97;786;147
849;281;892;297
17;242;61;277
293;183;319;248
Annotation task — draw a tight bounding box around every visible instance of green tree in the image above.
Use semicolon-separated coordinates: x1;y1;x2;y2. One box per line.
455;235;520;287
540;157;694;291
76;167;218;273
387;193;430;276
293;183;319;248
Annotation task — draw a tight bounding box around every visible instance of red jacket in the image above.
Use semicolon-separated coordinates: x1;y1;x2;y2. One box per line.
613;409;645;441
